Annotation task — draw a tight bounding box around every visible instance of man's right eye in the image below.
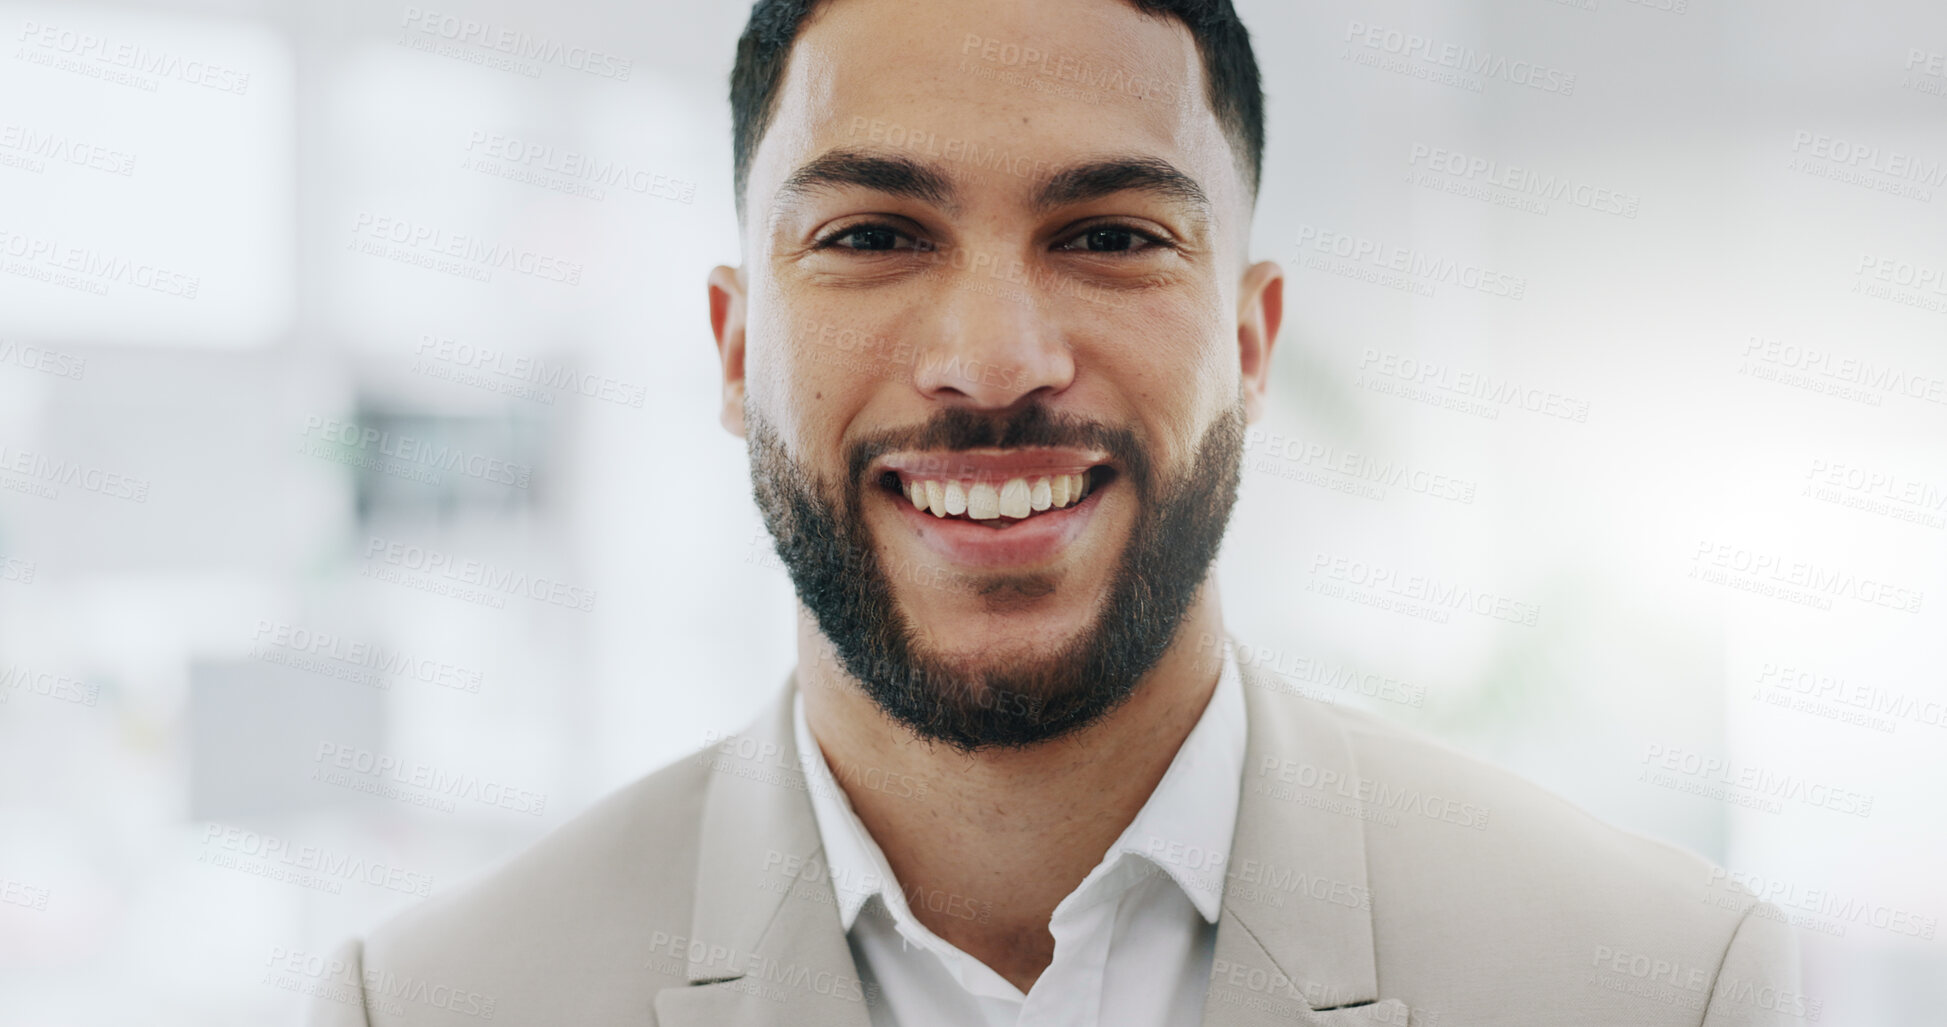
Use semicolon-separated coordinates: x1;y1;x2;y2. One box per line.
816;224;929;252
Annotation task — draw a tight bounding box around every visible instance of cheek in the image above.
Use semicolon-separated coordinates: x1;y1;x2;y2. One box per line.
1090;299;1219;394
1089;302;1231;464
744;291;835;427
1148;303;1236;407
755;287;924;408
744;302;887;465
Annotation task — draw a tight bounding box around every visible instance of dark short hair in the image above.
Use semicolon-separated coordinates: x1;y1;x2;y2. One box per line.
729;0;1264;214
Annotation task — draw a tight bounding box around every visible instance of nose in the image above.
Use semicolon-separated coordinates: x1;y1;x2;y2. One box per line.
911;264;1076;409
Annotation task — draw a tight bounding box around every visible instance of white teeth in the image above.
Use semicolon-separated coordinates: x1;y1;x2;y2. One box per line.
1030;477;1052;511
966;481;999;519
998;478;1031;518
904;469;1097;521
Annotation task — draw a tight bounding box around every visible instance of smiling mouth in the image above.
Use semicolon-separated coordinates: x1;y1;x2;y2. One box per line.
877;466;1115;527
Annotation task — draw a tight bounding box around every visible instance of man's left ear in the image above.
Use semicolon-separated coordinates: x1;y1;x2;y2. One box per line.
1236;260;1284;424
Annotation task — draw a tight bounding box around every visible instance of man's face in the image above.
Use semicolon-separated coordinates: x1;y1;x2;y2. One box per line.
715;0;1279;750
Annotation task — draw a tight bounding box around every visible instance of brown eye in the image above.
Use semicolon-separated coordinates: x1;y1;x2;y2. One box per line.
818;223;930;252
840;226;901;250
1081;227;1135;252
1056;224;1165;254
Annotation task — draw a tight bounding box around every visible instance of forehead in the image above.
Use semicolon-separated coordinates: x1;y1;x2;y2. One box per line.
749;0;1239;220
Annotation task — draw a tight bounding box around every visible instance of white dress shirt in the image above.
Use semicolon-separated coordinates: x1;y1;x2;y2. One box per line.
791;646;1247;1027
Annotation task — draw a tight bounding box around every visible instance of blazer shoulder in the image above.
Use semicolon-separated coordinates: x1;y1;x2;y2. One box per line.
1325;701;1733;895
1286;703;1809;1024
1313;702;1770;976
350;747;714;1023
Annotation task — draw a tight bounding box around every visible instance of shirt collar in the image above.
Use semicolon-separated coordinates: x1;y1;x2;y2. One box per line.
792;642;1247;933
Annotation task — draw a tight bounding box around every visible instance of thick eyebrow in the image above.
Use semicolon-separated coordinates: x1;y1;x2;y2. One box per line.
769;150;1212;232
773;149;958;215
1033;157;1211;218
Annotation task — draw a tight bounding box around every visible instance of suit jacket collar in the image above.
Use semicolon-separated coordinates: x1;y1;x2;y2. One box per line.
657;637;1412;1026
1201;649;1413;1024
654;672;874;1026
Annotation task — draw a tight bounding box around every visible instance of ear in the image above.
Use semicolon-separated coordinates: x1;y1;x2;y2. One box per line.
708;264;749;438
1236;259;1284;424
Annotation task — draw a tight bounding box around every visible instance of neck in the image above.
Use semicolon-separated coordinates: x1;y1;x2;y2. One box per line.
795;584;1228;992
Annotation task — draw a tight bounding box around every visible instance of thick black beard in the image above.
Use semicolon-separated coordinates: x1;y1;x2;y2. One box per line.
748;401;1244;754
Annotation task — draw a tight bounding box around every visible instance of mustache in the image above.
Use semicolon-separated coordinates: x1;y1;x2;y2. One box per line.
843;403;1152;495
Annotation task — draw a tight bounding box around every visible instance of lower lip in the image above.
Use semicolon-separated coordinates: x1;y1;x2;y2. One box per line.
886;480;1109;569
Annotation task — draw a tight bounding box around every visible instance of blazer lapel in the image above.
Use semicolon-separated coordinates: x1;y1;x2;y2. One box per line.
1201;638;1413;1026
653;675;873;1027
1204;908;1413;1026
657;641;1412;1026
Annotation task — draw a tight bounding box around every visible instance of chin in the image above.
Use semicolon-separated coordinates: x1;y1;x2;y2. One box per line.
905;615;1094;678
902;579;1103;643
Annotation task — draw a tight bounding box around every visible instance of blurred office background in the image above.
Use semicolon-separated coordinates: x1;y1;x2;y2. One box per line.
0;0;1942;1021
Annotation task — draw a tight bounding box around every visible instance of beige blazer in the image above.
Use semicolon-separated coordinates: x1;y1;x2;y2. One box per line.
307;641;1800;1026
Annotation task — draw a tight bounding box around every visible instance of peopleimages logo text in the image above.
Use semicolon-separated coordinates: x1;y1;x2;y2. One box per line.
300;415;531;488
1343;21;1576;95
362;537;597;613
398;7;631;80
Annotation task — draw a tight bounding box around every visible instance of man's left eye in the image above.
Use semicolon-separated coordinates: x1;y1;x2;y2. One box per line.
1058;226;1156;253
830;225;915;251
